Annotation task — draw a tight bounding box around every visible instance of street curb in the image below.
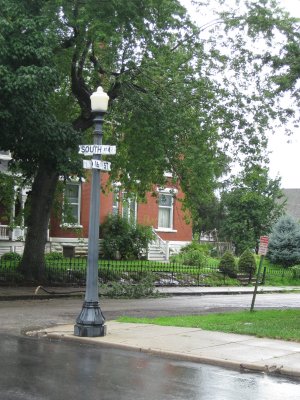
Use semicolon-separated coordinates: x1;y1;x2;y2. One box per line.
0;293;84;302
1;288;298;301
32;330;300;381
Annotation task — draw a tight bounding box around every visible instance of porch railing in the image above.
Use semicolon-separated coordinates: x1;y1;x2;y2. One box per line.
0;225;10;240
151;228;170;260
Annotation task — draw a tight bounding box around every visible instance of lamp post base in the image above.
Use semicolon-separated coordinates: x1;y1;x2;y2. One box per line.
74;323;107;337
74;301;107;337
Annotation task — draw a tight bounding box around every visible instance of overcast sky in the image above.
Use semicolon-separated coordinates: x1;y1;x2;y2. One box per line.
181;0;300;188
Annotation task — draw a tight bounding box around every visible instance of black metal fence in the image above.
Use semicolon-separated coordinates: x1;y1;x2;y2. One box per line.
0;258;296;286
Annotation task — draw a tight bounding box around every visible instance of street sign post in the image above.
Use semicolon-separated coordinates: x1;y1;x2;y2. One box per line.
258;236;269;256
79;144;116;156
250;236;269;311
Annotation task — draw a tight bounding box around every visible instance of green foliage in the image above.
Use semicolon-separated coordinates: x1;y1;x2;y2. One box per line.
181;242;213;256
0;173;15;223
268;215;300;267
291;265;300;279
102;274;158;299
170;242;207;266
1;0;299;280
220;165;285;255
1;252;22;262
238;248;257;275
118;310;300;342
45;252;64;261
219;251;237;278
100;214;153;260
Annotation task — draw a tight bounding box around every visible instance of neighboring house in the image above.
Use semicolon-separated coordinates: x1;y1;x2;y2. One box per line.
0;151;28;248
0;158;192;259
282;188;300;221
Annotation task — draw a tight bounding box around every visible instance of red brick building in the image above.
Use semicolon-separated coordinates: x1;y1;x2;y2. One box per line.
0;149;192;258
49;173;192;259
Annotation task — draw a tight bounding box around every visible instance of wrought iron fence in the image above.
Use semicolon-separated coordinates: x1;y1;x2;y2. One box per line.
0;258;296;286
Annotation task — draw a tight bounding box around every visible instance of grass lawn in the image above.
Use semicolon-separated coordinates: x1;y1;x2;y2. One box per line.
118;309;300;342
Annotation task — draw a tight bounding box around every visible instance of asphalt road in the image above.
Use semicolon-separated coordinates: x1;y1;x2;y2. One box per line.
0;293;300;400
1;292;300;335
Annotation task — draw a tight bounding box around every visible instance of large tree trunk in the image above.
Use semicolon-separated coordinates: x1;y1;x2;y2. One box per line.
20;166;59;282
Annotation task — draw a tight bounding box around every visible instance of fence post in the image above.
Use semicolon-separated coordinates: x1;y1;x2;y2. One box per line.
198;263;201;286
172;262;175;285
165;241;169;261
261;265;267;284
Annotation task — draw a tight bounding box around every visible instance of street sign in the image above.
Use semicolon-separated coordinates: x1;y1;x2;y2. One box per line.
83;159;111;171
79;144;116;156
258;236;269;256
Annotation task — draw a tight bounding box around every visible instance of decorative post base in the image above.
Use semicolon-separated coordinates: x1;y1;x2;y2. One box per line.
74;301;107;337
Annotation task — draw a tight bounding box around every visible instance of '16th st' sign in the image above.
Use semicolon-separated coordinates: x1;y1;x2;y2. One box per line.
83;159;111;171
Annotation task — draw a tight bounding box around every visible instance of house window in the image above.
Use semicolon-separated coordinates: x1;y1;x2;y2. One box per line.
122;193;137;224
112;190;119;215
158;193;173;229
63;183;81;225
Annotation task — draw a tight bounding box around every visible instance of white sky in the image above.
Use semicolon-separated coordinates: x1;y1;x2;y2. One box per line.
181;0;300;188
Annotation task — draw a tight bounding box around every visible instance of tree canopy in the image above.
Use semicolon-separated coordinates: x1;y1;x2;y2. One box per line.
219;164;285;254
0;0;299;279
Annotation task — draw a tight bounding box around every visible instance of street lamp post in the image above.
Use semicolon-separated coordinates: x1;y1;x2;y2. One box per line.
74;87;109;337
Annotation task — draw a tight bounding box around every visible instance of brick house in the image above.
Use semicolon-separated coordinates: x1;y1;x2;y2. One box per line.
0;150;192;258
49;172;192;260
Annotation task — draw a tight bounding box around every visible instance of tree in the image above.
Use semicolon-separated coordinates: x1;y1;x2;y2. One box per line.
0;0;299;280
267;215;300;267
220;165;285;255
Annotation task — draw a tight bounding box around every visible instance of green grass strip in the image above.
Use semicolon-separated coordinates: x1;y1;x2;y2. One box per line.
118;309;300;342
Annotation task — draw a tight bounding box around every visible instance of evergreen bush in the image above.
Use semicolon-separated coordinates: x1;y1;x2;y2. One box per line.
267;215;300;267
219;251;237;278
238;249;257;276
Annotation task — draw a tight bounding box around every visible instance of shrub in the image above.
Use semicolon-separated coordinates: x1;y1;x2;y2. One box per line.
180;242;213;256
219;251;237;278
100;214;154;260
1;252;22;263
291;265;300;279
238;249;257;276
45;252;64;261
170;243;207;267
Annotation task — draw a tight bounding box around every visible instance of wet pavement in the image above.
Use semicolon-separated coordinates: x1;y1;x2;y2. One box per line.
30;320;300;380
0;289;300;399
1;334;300;400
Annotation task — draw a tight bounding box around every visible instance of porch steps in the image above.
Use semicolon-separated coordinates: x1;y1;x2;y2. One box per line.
147;243;167;262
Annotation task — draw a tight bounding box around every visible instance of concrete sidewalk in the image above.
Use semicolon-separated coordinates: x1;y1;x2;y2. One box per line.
0;285;299;301
28;321;300;380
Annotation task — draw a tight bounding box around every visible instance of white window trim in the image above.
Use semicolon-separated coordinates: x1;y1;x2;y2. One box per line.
61;182;82;227
155;228;177;233
157;188;176;230
122;192;137;224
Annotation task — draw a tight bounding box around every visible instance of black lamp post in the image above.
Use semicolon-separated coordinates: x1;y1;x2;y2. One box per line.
74;87;109;337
